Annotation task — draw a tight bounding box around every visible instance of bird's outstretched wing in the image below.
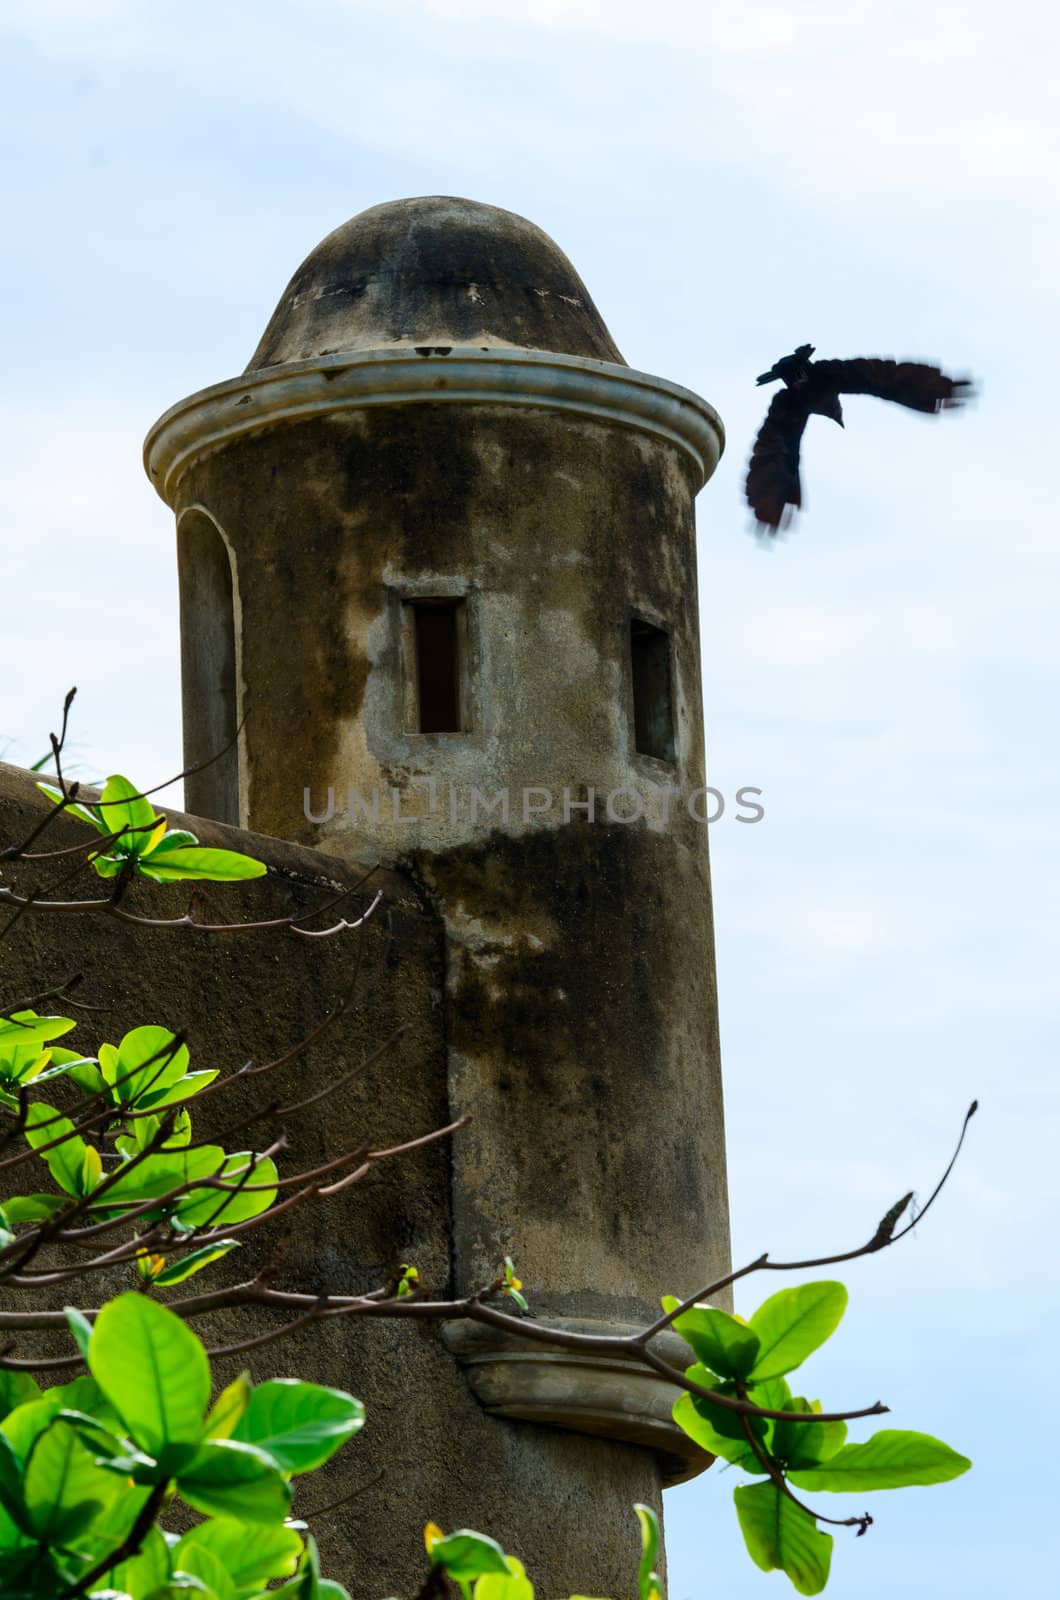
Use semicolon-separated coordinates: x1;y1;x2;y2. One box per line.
812;358;973;414
745;388;810;532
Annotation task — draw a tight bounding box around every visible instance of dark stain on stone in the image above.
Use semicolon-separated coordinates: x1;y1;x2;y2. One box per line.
408;821;714;1242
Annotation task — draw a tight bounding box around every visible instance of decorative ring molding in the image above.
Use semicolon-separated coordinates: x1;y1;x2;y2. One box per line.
441;1317;714;1487
143;347;724;505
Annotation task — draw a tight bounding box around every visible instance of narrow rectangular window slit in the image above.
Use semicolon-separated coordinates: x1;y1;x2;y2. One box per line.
630;618;675;762
410;599;465;733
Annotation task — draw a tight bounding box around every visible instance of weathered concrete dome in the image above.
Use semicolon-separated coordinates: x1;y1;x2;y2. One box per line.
246;195;626;371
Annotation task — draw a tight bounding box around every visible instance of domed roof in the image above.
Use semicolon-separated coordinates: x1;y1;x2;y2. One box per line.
246;196;625;371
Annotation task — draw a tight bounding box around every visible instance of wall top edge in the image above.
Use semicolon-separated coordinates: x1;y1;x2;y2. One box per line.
144;346;725;505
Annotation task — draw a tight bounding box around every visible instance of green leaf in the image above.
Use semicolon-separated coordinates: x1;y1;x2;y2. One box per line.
0;1374;41;1425
64;1306;94;1361
231;1380;365;1474
202;1374;252;1442
175;1519;303;1592
107;1525;172;1599
36;780;107;832
634;1504;661;1600
96;775;165;856
173;1543;238;1600
770;1398;847;1471
0;1014;78;1100
748;1282;848;1382
734;1481;833;1596
0;1010;77;1049
96;1146;227;1212
137;1072;218;1112
23;1418;123;1541
22;1103;94;1196
105;1027;190;1107
89;1294;210;1453
0;1433;30;1534
119;1109;193;1158
144;830;200;854
135;847;267;883
788;1429;972;1492
431;1531;512;1581
661;1296;760;1380
673;1391;761;1470
673;1363;787;1460
176;1439;293;1523
152;1240;241;1286
474;1555;534;1600
175;1153;278;1227
0;1192;71;1221
53;1407;146;1475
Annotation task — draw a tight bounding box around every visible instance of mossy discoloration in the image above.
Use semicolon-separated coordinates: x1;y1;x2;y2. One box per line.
411;820;728;1322
248;196;626;370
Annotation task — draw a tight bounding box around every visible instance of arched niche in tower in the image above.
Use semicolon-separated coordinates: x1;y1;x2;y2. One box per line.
175;506;242;826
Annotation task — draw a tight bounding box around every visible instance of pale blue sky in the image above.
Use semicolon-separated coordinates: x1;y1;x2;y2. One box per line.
1;3;1057;1595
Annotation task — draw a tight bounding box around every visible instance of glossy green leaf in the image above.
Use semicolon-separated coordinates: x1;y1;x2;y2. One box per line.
23;1418;122;1540
734;1481;832;1596
1;1192;71;1221
173;1543;238;1600
119;1109;193;1158
89;1294;210;1453
202;1374;252;1442
0;1374;41;1425
0;1010;77;1053
175;1153;278;1228
96;775;165;855
107;1525;172;1599
231;1380;365;1474
176;1439;292;1523
60;1052;108;1095
145;830;200;854
770;1398;847;1471
0;1434;29;1533
36;781;107;833
673;1390;761;1470
96;1145;227;1212
3;1378;116;1463
175;1517;303;1591
672;1362;784;1458
52;1407;146;1475
661;1296;760;1380
151;1240;241;1286
64;1306;94;1361
634;1504;661;1600
430;1530;512;1581
788;1429;971;1492
137;1072;219;1112
22;1103;94;1196
748;1282;848;1381
135;847;267;883
105;1027;189;1106
474;1554;534;1600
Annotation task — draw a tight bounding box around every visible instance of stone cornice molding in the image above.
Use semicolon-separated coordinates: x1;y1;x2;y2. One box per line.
442;1318;713;1486
144;347;724;504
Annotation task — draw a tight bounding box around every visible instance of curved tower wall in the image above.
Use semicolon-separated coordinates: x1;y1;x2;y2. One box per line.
145;196;731;1590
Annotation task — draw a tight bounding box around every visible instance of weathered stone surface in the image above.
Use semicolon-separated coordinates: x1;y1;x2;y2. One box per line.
102;194;732;1593
0;768;671;1594
247;195;626;369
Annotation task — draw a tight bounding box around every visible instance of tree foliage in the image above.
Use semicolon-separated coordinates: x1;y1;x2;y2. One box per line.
0;705;974;1594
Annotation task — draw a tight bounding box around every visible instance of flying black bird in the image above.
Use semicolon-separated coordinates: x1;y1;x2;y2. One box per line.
746;343;973;533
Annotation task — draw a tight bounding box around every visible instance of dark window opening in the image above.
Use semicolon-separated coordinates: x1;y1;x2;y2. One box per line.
412;600;464;732
630;618;675;762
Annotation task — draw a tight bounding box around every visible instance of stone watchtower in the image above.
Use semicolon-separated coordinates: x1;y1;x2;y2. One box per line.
145;196;730;1593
